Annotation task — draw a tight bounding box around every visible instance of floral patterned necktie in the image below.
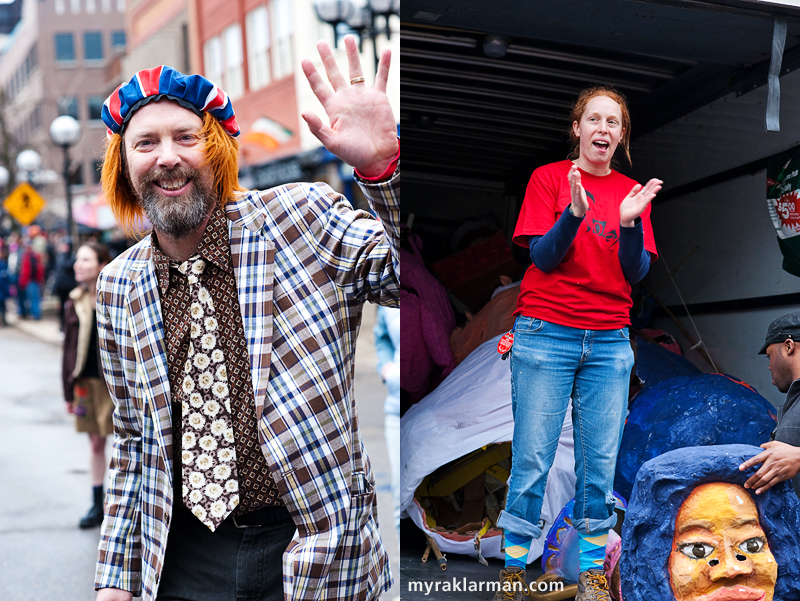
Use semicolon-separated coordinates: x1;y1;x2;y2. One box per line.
178;254;240;531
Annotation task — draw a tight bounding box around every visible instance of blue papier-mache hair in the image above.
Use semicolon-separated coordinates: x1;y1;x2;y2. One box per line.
620;444;800;600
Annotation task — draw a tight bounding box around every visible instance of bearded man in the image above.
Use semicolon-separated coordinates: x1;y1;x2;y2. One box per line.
93;36;398;601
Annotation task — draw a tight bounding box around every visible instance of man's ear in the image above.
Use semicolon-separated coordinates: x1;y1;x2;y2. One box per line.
786;338;796;356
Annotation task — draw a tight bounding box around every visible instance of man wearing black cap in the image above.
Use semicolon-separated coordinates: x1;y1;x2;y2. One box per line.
739;311;800;497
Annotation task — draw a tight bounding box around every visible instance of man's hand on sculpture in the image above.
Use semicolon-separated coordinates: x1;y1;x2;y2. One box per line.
739;440;800;494
301;34;398;178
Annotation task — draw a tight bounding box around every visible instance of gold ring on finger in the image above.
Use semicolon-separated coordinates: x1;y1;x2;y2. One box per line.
350;76;366;85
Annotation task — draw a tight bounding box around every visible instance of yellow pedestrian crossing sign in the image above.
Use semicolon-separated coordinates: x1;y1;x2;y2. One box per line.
3;182;45;226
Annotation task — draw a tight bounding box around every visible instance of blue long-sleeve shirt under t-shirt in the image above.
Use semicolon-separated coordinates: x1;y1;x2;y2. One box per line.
529;207;650;283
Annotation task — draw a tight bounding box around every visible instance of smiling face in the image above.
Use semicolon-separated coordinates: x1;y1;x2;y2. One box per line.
123;99;216;239
669;482;777;601
572;95;624;175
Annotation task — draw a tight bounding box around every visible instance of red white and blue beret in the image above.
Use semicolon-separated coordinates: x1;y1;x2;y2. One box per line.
102;65;240;138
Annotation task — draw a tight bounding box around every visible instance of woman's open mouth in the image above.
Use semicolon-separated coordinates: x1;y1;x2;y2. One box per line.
592;140;610;152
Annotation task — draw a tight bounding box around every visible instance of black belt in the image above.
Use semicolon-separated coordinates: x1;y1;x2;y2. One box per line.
231;504;293;529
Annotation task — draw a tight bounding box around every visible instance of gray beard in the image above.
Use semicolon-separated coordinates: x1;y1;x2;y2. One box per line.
136;168;216;239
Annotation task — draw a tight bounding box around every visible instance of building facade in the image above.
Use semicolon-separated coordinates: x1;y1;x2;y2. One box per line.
0;0;398;231
122;0;191;77
191;0;400;196
0;0;126;228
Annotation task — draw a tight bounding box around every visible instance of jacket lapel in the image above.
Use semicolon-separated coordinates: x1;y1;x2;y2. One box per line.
70;287;94;379
227;206;275;424
125;251;174;483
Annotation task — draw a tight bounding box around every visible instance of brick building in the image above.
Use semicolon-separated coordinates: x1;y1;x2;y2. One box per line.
191;0;399;195
0;0;126;228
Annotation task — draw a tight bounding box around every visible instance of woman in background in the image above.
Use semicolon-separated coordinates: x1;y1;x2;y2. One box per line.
62;241;111;528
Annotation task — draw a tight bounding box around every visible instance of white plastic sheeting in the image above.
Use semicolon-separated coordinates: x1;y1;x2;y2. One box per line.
400;333;577;561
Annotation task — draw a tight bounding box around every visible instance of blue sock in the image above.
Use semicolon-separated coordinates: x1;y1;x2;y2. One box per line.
578;529;609;573
504;531;532;569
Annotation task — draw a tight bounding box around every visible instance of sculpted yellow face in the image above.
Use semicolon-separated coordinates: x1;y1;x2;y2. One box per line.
670;483;777;601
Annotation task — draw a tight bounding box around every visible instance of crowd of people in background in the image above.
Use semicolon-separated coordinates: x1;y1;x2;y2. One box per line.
0;224;130;329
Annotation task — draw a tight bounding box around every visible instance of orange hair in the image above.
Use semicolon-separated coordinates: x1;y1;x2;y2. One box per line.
567;85;632;168
101;111;245;236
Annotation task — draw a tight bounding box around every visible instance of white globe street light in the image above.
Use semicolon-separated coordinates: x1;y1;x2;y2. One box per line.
313;0;354;48
50;115;82;243
16;149;42;176
50;115;82;146
314;0;398;70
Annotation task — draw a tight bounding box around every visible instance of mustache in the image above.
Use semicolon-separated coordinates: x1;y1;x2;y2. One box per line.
135;165;216;239
138;165;201;187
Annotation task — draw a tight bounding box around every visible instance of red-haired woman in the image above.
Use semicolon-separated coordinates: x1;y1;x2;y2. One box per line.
494;87;661;601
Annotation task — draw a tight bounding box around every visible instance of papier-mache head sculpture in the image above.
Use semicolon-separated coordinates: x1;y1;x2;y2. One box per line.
621;445;800;601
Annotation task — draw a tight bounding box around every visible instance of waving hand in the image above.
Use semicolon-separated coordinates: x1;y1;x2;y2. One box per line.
301;35;398;178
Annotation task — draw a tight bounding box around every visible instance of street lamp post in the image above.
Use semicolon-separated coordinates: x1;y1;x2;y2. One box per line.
0;165;9;235
313;0;353;48
313;0;398;73
345;3;374;63
49;115;81;244
15;149;43;234
366;0;397;39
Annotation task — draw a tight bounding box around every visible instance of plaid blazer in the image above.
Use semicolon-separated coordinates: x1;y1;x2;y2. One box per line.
94;173;399;601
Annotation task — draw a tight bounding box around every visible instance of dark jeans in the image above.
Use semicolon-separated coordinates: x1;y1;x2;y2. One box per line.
16;283;26;317
157;504;296;601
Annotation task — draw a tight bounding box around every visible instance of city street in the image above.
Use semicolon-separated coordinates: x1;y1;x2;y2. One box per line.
0;304;398;600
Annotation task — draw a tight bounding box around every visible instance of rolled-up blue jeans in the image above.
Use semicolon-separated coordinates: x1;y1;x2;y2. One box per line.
497;316;633;540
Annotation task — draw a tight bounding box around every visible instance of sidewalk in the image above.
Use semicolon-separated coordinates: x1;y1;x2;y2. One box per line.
5;312;62;346
0;325;106;601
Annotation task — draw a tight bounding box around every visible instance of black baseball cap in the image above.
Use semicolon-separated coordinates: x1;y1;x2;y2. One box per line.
759;311;800;354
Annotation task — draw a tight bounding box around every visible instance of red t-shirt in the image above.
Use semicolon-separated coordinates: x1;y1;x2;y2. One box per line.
513;160;658;329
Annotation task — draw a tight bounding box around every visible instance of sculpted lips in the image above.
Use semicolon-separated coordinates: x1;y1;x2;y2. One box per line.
696;586;766;601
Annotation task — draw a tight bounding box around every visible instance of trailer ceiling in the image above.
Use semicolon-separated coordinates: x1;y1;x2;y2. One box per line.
401;0;800;180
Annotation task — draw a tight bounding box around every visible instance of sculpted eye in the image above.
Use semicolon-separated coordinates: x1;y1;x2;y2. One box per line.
679;542;715;559
739;537;766;554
